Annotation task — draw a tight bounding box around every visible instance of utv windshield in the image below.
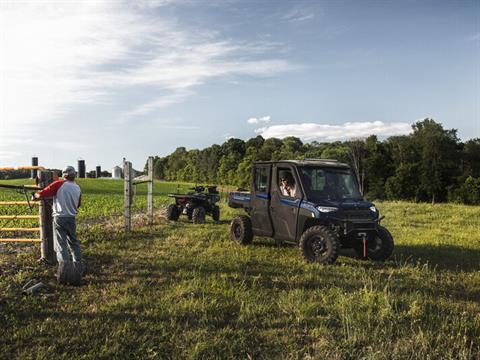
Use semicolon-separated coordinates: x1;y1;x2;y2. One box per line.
298;166;362;201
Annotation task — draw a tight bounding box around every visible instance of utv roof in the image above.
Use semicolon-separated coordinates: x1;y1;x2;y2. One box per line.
255;159;351;168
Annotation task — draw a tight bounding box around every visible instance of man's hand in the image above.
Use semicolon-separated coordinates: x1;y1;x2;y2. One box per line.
31;192;40;201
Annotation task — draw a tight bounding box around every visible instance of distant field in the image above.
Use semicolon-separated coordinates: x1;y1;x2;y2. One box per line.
0;179;479;359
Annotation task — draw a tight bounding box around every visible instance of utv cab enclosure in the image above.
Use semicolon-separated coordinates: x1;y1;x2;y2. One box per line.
228;159;394;264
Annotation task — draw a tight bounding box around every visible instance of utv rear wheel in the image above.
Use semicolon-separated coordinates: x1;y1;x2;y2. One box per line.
192;206;206;224
211;205;220;222
167;204;180;221
230;216;253;245
300;226;339;264
354;225;394;261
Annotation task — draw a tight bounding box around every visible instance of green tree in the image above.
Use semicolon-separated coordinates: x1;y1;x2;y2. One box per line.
363;135;394;199
463;138;480;177
412;119;460;203
385;163;420;200
321;144;350;163
449;176;480;205
166;147;188;180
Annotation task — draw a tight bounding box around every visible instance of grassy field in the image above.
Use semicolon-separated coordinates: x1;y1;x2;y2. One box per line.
0;179;479;359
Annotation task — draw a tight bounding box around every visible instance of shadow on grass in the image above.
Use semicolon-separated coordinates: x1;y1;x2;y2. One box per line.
393;244;480;272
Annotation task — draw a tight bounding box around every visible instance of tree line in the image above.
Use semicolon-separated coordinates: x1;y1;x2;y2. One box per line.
149;118;475;204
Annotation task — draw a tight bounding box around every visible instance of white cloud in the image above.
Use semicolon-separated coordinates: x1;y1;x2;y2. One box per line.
255;121;412;141
0;151;22;162
0;1;294;149
282;8;315;23
247;116;271;124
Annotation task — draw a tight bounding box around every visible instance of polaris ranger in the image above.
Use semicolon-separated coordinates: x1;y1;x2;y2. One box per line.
228;160;394;264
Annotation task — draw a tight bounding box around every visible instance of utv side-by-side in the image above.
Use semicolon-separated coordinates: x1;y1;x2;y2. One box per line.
167;185;221;224
228;159;394;264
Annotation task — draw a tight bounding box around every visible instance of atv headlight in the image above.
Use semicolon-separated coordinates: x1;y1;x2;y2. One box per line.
317;206;338;213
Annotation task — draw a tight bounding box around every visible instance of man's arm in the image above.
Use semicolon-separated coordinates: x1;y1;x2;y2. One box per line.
78;194;82;208
33;180;64;200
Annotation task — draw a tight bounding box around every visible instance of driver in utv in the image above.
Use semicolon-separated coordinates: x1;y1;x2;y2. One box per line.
279;172;297;197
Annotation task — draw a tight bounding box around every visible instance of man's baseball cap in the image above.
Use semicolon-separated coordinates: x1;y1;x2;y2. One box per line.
62;166;76;177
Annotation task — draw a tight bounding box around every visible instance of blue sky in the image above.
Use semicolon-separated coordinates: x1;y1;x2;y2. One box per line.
0;0;478;171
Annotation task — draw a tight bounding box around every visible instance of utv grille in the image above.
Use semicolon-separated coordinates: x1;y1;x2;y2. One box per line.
340;209;374;221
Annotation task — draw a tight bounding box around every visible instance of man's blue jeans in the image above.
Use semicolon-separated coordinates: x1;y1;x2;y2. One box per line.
53;216;82;263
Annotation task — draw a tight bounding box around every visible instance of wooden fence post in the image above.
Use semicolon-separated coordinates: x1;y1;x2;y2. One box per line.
124;160;132;232
147;156;153;225
39;170;55;264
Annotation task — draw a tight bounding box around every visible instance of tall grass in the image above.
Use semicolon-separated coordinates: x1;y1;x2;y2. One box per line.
0;179;478;359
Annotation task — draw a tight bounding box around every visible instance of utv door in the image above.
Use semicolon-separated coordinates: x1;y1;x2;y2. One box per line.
250;165;273;237
270;165;302;243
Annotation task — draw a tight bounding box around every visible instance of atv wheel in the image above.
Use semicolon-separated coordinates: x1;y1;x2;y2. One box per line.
211;205;220;222
167;204;180;221
230;215;253;245
354;225;394;261
300;226;339;264
192;206;206;224
186;207;193;220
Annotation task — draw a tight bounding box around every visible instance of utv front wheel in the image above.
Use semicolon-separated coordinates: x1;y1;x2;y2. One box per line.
230;216;253;245
192;206;206;224
354;225;394;261
300;226;339;264
211;205;220;222
167;204;180;221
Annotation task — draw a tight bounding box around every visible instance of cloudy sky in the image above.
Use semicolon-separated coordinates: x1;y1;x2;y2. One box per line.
0;0;478;170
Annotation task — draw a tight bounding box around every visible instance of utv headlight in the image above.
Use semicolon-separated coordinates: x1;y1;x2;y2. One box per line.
369;206;377;213
317;206;338;213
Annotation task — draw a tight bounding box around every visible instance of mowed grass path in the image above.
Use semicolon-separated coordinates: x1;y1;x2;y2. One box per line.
0;179;479;359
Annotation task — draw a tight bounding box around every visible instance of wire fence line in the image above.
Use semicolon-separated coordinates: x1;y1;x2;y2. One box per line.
0;180;235;239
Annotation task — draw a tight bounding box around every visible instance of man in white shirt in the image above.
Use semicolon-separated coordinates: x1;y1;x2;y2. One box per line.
34;166;82;265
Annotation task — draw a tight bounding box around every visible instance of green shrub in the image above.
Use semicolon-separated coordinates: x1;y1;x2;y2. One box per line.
449;176;480;205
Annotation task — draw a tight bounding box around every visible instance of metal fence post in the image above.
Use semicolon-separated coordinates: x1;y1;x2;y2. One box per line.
147;156;153;225
124;161;132;232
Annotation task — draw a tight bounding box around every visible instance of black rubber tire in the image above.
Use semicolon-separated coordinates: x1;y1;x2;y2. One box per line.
230;215;253;245
57;261;82;285
192;206;206;224
167;204;180;221
354;225;394;261
299;226;340;264
211;205;220;222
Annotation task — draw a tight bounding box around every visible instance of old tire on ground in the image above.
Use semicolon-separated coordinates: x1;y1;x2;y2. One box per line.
57;261;82;285
192;206;206;224
230;215;253;245
300;225;340;264
354;225;394;261
167;204;180;221
211;205;220;222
